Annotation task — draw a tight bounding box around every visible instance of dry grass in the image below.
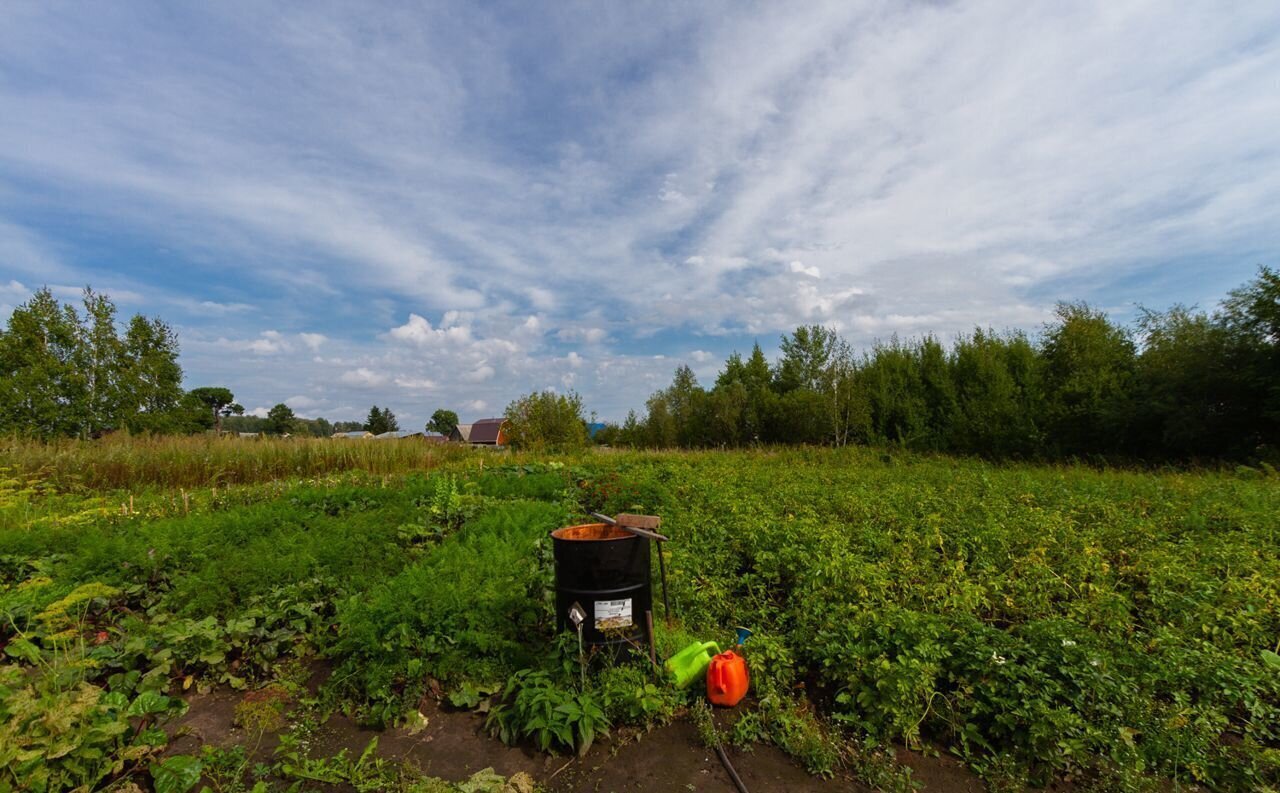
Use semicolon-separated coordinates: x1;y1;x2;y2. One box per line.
0;433;479;490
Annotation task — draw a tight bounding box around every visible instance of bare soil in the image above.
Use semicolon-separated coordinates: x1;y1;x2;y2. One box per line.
168;687;997;792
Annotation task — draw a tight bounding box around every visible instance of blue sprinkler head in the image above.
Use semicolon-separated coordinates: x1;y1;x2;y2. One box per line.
734;626;753;646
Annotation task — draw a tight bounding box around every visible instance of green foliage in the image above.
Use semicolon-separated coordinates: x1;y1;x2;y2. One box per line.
397;475;477;548
365;405;399;434
274;734;519;792
486;669;610;755
265;403;296;436
503;390;589;450
0;287;185;438
3;442;1279;790
650;447;1280;789
594;663;678;727
189;386;245;435
0;433;471;490
1041;301;1137;455
447;680;500;710
0;667;186;791
622;267;1280;462
150;754;203;793
427;408;460;436
331;500;569;723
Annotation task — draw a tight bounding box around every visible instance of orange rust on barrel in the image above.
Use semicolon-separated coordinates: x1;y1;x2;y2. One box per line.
552;522;634;541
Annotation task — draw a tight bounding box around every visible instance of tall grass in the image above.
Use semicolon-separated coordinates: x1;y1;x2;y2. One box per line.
0;434;477;490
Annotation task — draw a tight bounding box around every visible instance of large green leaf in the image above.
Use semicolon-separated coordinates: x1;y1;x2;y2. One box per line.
1263;649;1280;671
127;690;174;716
4;637;42;664
151;755;203;793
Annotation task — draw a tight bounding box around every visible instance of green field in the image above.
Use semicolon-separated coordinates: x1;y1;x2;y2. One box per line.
2;440;1279;791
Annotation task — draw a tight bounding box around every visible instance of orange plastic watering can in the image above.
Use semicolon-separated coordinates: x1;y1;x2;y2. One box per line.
706;650;749;707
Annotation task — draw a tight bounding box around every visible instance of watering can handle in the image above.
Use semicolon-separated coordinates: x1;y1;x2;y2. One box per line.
709;657;724;694
702;641;721;654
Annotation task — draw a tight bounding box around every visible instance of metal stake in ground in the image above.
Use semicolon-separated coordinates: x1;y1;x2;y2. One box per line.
618;514;672;624
645;609;657;670
568;602;587;690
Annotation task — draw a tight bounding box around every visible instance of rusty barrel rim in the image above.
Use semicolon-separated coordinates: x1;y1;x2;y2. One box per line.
551;522;635;542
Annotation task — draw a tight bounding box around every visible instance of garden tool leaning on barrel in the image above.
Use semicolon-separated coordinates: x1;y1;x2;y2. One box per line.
590;511;672;623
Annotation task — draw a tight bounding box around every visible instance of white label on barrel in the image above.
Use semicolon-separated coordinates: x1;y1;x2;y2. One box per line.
594;598;633;630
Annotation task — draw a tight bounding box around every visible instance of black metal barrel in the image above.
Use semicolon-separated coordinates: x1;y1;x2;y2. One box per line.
551;523;652;651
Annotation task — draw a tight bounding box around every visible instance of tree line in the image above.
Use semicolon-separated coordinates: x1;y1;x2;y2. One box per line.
5;268;1277;462
600;267;1280;462
0;287;443;439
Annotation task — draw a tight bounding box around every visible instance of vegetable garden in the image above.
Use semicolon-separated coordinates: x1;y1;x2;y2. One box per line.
2;443;1278;791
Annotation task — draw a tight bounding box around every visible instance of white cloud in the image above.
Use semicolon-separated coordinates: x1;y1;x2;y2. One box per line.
2;3;1278;421
689;350;713;363
284;394;320;410
387;313;472;347
394;376;437;391
556;326;608;344
177;299;255;316
462;364;496;383
245;336;287;355
340;367;389;388
788;261;821;279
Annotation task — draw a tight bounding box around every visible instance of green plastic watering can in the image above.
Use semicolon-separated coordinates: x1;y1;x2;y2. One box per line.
665;640;721;688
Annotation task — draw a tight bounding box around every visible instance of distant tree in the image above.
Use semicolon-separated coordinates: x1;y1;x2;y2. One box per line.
172;391;217;433
742;343;775;441
364;405;399;434
188;387;244;435
593;422;623;445
1041;303;1136;455
80;288;125;435
503;390;589;450
266;403;297;435
0;286;190;438
820;335;870;447
665;365;708;446
619;410;642;446
774;325;837;394
0;288;86;437
860;338;930;447
1219;266;1280;453
122;315;184;433
707;380;748;446
642;393;678;448
332;420;364;433
426;408;459;436
949;328;1044;456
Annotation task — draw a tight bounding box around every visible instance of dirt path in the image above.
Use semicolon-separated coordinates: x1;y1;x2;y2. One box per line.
170;689;989;792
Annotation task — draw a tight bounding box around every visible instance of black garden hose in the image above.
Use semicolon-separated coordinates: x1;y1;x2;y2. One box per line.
715;743;750;793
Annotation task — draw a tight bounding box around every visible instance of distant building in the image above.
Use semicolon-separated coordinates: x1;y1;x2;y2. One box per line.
468;418;509;446
375;430;423;439
450;423;473;443
333;430;374;439
586;422;606;439
237;432;263;439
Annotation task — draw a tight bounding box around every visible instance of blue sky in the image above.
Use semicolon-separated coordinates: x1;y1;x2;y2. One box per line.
2;2;1279;425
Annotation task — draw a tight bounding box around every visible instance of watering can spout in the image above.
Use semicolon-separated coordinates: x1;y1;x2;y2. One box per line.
664;640;722;688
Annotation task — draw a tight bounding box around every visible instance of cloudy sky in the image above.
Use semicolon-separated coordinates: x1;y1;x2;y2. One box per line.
2;2;1278;425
